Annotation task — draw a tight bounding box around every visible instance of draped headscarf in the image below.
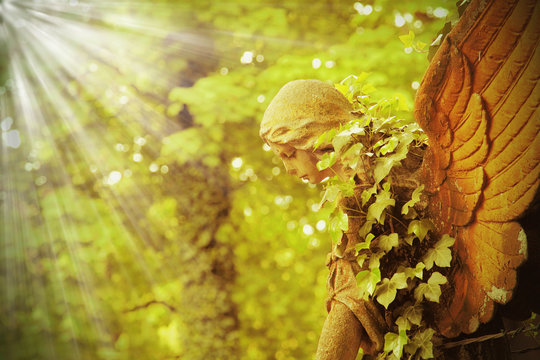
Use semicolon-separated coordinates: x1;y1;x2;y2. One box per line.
260;79;353;150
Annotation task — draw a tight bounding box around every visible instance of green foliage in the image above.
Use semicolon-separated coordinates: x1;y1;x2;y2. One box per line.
423;235;455;270
375;273;408;309
399;30;428;53
316;72;459;359
414;272;448;303
383;330;409;359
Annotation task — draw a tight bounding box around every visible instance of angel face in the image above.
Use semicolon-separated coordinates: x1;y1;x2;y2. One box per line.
269;142;335;184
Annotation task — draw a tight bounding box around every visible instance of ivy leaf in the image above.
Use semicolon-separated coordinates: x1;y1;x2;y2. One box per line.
407;219;434;241
416;40;427;50
362;83;377;94
391;272;408;290
334;83;349;97
358;220;375;239
375;273;407;309
373;157;395;184
373;138;385;149
373;133;413;183
319;184;340;209
377;233;399;253
402;303;423;326
395;316;411;331
384;330;408;359
369;252;384;270
337;179;356;197
367;188;395;223
399;30;415;48
404;328;435;359
404;234;416;246
403;207;418;220
314;129;330;150
355;233;374;253
342;142;364;168
317;151;336;170
423;234;455;270
402;185;424;215
414;272;447;303
357;267;381;296
328;210;348;242
379;136;399;155
332;134;351;155
401;262;425;280
335;210;348;231
361;184;377;205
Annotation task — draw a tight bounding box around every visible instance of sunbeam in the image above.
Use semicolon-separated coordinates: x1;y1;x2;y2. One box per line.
0;0;225;358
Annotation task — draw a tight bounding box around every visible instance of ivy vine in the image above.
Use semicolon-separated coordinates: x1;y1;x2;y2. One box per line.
316;74;455;359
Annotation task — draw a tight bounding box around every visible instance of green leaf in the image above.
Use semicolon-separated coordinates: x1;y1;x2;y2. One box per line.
332;134;351;155
395;316;411;331
391;272;408;290
367;188;395;223
342;142;364;169
329;210;348;243
358;220;375;239
369;252;384;270
407;219;434;241
379;136;399;155
405;328;435;359
357;267;381;296
375;273;407;309
402;262;425;280
319;184;340;208
317;151;337;170
384;330;408;359
337;179;356;197
378;233;399;253
399;30;415;47
375;278;396;309
373;157;395;184
402;185;424;215
414;272;447;303
404;234;416;246
361;83;377;94
423;234;455;270
334;83;349;97
361;184;377;205
402;303;423;326
416;40;427;50
329;210;348;232
373;133;414;183
355;233;374;252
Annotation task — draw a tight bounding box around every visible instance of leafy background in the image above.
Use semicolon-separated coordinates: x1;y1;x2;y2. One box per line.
0;0;455;359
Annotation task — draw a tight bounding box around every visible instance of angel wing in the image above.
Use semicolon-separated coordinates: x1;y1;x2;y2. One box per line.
414;0;540;337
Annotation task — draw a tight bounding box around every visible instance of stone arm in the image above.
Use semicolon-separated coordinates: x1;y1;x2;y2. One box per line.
315;232;386;359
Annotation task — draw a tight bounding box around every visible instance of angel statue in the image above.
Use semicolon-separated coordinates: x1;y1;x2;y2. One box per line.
260;0;539;359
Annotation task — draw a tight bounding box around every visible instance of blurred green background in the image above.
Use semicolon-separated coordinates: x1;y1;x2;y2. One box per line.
0;0;455;359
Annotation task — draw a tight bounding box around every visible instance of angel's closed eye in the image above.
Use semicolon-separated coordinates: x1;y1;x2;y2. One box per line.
315;146;334;156
282;149;296;159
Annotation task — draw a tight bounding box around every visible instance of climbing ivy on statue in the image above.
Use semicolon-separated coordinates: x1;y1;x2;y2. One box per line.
316;74;455;359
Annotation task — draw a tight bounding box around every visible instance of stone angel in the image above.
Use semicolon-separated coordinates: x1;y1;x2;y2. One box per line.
259;0;539;358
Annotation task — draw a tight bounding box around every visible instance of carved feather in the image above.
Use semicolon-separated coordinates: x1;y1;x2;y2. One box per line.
414;0;539;337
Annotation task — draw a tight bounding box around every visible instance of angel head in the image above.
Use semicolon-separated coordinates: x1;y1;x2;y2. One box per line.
260;79;355;184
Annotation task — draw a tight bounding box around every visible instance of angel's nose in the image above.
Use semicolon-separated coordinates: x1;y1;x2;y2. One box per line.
282;159;297;175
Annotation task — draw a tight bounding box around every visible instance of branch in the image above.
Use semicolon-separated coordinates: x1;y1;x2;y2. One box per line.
440;323;540;349
124;300;177;313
